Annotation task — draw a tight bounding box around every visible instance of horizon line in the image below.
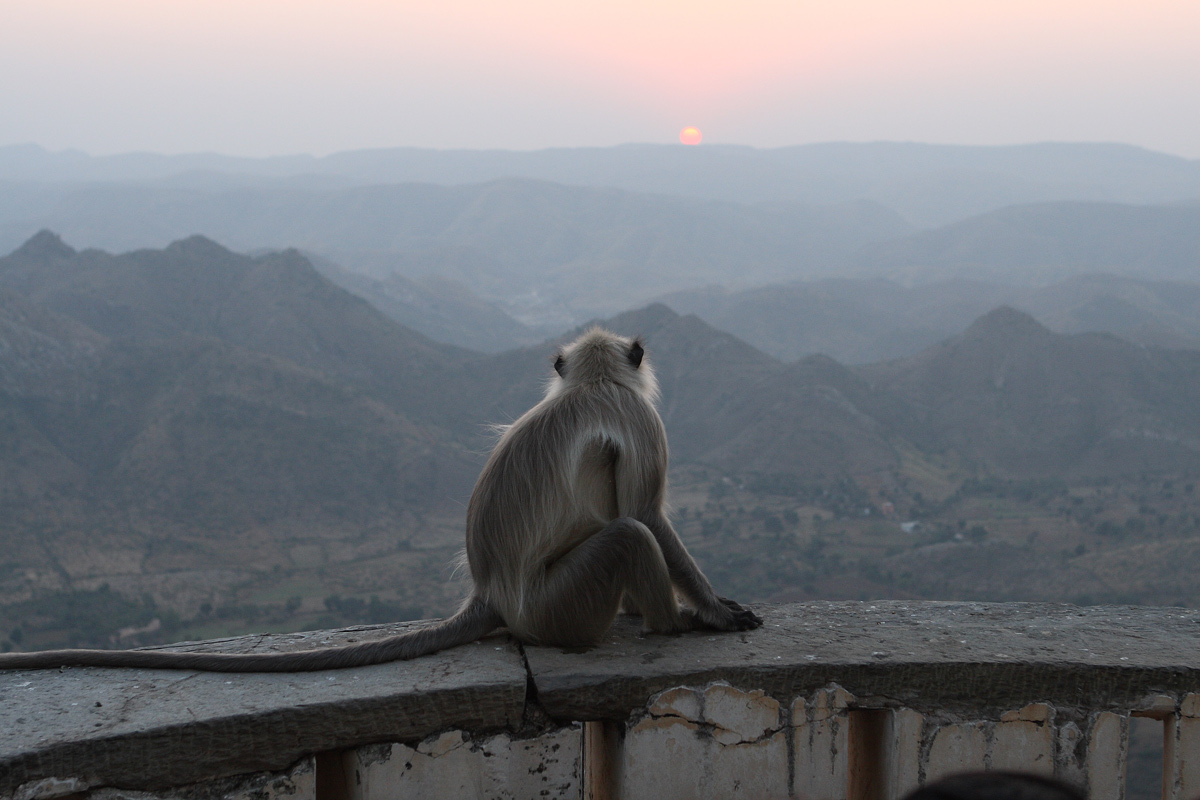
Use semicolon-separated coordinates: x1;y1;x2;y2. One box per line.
1;139;1195;163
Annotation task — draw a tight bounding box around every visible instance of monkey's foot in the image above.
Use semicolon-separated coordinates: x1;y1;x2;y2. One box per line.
718;597;764;628
684;600;763;633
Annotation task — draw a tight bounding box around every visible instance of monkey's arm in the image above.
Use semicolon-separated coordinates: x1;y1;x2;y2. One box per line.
611;407;761;632
642;512;762;631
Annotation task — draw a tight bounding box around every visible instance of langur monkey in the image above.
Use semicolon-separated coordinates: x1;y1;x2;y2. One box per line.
0;328;761;672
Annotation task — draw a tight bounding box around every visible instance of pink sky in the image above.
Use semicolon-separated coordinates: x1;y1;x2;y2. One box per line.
1;0;1197;156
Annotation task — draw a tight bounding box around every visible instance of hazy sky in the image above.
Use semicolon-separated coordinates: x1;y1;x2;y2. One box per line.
2;0;1198;157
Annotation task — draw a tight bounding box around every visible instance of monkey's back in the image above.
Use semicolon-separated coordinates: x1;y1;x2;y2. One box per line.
465;381;663;619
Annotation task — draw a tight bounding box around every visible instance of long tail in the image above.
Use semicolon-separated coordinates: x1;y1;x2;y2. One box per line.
0;596;503;673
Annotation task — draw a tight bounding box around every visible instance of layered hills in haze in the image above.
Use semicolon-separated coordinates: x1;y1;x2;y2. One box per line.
853;201;1200;284
3;141;1198;338
4;231;1200;643
0;233;486;616
661;271;1200;364
5;232;1200;505
5;141;1199;226
865;307;1200;477
0;178;913;324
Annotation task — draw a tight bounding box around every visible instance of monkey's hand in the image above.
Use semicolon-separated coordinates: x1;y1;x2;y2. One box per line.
688;598;763;632
718;597;764;629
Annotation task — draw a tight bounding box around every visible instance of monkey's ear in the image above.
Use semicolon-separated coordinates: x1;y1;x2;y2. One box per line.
553;354;566;377
627;340;644;368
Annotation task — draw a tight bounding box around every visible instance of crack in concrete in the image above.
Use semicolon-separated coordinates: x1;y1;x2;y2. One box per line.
514;638;553;733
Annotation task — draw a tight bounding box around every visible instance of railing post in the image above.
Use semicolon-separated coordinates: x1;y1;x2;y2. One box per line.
584;720;620;800
794;685;853;800
883;709;924;800
1164;694;1200;800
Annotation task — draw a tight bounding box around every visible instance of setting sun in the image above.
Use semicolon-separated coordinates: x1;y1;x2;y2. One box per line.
679;126;702;145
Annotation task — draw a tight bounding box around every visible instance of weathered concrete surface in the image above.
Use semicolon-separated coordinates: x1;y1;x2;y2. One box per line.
620;683;788;800
991;704;1054;775
924;722;988;782
524;602;1200;721
883;708;923;800
793;685;852;800
1087;712;1127;800
346;726;581;800
1166;693;1200;800
8;601;1200;799
0;623;525;796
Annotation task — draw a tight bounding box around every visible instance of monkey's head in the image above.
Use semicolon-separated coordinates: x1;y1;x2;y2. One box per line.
548;327;659;402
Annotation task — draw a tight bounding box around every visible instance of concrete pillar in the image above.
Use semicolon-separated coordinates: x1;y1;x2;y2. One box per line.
618;682;788;800
345;726;581;800
1086;711;1128;800
883;709;924;800
793;685;854;800
1165;694;1200;800
925;722;988;783
992;704;1054;776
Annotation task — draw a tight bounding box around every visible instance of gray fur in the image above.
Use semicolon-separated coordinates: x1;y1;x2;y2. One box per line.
0;328;760;672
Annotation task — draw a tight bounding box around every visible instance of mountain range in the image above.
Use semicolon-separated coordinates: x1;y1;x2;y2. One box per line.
0;178;914;324
6;230;1200;492
4;232;1200;636
3;140;1199;336
660;272;1200;364
4;181;1199;337
5;141;1199;226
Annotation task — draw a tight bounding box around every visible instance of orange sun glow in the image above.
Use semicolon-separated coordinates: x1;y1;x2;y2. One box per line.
679;126;702;145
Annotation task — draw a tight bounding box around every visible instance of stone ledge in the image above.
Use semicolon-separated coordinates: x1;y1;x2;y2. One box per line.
4;601;1200;796
525;601;1200;720
0;622;526;795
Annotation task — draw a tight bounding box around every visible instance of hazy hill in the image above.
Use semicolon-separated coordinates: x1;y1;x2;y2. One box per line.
863;307;1200;477
0;317;481;607
8;230;1200;645
1021;275;1200;347
0;232;492;606
309;256;542;352
458;303;908;480
0;180;912;325
853;201;1200;284
5;158;1200;335
0;283;106;392
597;306;906;477
0;231;482;429
4;141;1199;226
6;232;1198;489
430;300;1200;482
660;273;1200;364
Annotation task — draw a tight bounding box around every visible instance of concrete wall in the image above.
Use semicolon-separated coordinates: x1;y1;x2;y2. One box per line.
5;602;1200;800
